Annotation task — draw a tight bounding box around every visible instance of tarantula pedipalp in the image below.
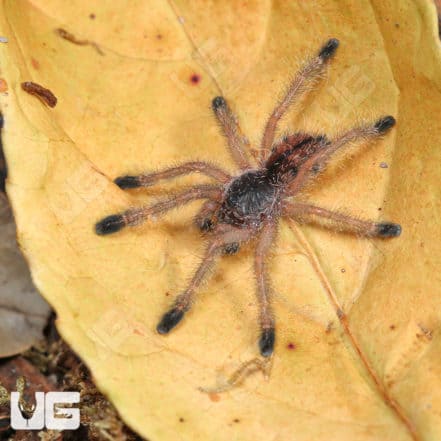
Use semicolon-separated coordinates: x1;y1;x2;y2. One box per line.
95;38;401;358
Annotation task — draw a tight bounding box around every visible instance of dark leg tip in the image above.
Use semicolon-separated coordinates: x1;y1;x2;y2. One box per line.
374;116;396;134
157;308;185;334
223;242;240;255
199;218;214;232
318;38;340;61
212;96;226;110
95;214;125;235
376;222;402;237
114;175;141;189
259;328;275;357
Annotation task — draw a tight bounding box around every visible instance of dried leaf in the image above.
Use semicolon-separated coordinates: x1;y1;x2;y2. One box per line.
0;198;51;357
0;1;440;440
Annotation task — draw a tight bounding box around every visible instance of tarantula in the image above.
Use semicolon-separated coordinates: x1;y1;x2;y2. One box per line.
95;39;401;358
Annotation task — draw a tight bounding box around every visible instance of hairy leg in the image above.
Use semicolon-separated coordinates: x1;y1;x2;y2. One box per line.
283;201;401;237
287;116;396;195
255;222;277;357
114;161;231;189
212;96;252;170
156;225;254;334
260;38;339;161
95;184;222;235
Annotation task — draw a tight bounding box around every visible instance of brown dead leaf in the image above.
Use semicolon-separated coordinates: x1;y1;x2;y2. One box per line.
0;198;51;357
0;1;440;440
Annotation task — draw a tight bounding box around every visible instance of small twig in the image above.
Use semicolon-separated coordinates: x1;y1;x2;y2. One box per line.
55;28;104;55
21;82;57;107
199;357;273;394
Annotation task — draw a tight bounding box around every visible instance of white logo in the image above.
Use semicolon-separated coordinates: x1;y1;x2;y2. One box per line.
10;391;80;430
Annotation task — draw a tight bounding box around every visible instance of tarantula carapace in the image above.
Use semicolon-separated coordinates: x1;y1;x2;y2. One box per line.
95;39;401;358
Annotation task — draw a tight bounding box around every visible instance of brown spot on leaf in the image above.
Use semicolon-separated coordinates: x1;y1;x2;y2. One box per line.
286;342;296;350
190;73;201;85
31;58;40;69
208;392;220;402
0;79;7;93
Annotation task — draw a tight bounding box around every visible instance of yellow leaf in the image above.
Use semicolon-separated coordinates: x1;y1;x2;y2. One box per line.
1;1;441;440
